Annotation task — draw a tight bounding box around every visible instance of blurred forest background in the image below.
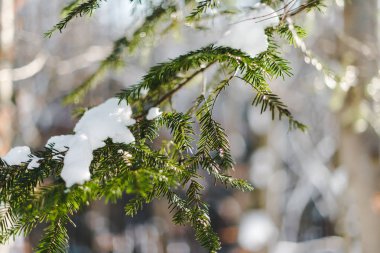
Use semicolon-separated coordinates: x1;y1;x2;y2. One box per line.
0;0;380;252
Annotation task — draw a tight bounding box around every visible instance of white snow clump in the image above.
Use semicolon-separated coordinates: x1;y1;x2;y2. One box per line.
146;107;162;120
27;156;41;170
217;3;279;58
1;146;40;170
2;146;31;166
2;99;136;187
45;98;136;187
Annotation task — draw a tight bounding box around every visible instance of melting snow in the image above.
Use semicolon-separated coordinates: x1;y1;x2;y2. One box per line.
46;98;136;187
60;134;93;187
146;107;162;120
27;156;41;170
217;4;279;58
2;98;137;187
2;146;31;166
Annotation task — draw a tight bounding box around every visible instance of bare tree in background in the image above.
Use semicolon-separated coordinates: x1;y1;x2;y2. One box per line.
341;0;380;252
0;0;15;155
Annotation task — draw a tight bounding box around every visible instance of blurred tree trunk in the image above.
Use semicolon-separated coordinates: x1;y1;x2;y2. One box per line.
0;0;15;155
0;0;16;251
341;1;380;252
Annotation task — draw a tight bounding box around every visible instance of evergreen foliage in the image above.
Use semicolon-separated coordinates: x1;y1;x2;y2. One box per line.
187;0;219;21
45;0;106;37
1;0;324;252
63;4;178;104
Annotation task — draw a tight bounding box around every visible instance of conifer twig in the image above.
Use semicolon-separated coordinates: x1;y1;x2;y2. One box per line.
135;62;215;121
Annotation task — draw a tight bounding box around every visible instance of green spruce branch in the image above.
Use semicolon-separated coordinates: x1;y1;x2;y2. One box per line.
63;5;177;105
0;0;327;252
45;0;106;37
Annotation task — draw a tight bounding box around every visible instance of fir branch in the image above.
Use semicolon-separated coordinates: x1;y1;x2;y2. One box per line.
0;205;16;243
117;45;266;110
274;23;307;46
0;215;43;244
149;61;215;110
159;112;195;151
35;215;70;253
248;85;307;131
63;5;176;105
136;62;214;119
186;180;203;204
45;0;106;37
187;0;219;21
0;148;63;204
188;201;220;252
196;97;234;171
198;157;253;191
254;42;292;79
125;196;145;216
212;173;253;191
60;0;82;16
130;118;160;141
92;141;189;197
165;189;221;252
